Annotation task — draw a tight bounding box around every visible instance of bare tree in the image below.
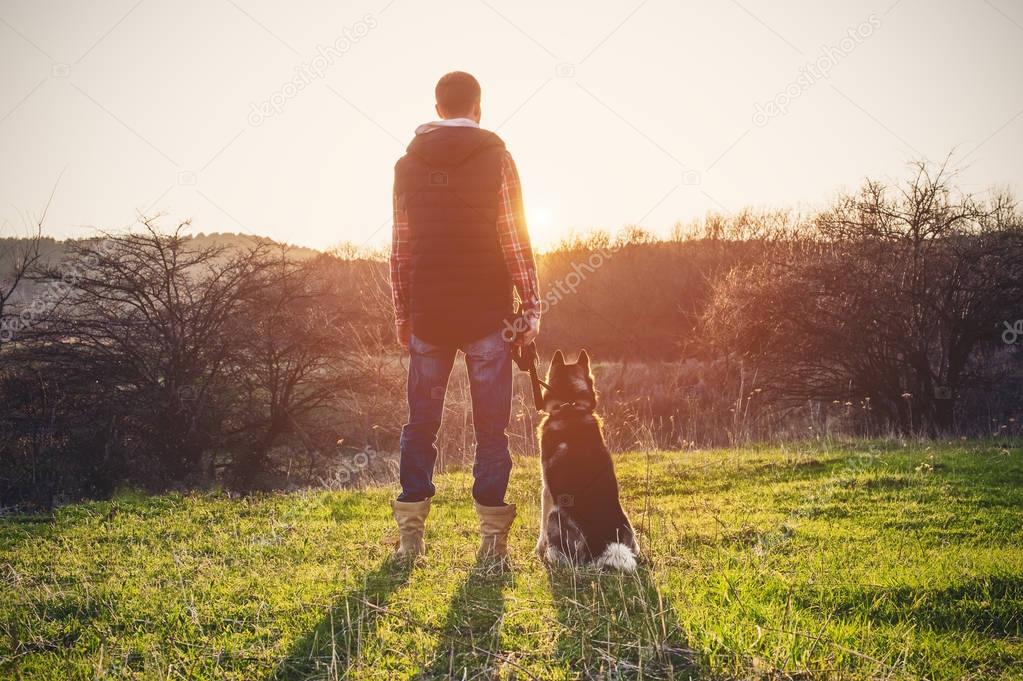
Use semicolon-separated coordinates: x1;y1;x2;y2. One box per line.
31;220;274;482
704;161;1023;434
0;228;45;354
225;252;385;487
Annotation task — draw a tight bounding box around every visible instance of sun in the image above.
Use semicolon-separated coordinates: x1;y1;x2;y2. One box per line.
526;204;559;250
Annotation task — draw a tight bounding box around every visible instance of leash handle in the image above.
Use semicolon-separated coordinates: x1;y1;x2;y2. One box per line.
508;305;547;412
511;340;545;412
526;348;544;412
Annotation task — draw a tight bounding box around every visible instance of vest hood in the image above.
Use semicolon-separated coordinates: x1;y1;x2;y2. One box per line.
405;126;505;168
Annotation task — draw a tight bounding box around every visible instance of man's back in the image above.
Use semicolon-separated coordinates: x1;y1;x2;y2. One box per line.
394;126;513;346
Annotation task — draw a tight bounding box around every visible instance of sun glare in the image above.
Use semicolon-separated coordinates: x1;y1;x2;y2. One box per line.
526;204;558;250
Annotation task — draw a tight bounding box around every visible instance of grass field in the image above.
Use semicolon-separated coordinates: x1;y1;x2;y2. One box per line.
2;440;1022;680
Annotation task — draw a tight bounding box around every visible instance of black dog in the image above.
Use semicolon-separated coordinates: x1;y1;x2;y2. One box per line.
535;350;639;570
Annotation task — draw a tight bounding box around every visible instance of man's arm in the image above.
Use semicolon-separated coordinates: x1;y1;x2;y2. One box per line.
390;187;411;350
497;151;541;344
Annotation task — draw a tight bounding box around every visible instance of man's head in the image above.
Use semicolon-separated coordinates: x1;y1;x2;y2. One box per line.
435;71;481;122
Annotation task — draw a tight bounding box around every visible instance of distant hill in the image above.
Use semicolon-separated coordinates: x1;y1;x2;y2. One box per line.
1;232;323;275
178;232;322;260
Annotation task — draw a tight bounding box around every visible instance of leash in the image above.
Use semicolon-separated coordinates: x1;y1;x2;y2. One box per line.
510;340;594;416
511;340;550;412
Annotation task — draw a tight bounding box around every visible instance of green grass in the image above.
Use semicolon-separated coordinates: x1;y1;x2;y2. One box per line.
2;440;1022;680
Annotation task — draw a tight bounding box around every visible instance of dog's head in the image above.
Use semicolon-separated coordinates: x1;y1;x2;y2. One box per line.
543;349;596;412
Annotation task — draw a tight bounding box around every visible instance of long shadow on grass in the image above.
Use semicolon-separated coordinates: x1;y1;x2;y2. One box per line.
796;575;1023;639
269;555;413;680
416;557;514;679
548;563;702;680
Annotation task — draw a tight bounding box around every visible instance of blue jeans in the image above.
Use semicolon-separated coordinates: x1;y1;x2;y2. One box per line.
398;329;513;507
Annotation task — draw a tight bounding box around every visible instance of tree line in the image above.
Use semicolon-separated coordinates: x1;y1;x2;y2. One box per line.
2;223;395;504
1;161;1020;504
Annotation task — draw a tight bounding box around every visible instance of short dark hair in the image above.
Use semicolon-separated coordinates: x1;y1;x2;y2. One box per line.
435;71;481;117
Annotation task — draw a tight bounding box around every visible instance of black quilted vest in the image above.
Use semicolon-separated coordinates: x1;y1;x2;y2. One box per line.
394;126;513;346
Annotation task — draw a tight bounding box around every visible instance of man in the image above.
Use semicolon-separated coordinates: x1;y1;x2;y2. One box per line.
389;71;540;560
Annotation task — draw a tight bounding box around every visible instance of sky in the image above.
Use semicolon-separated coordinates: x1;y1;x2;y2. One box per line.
1;0;1021;251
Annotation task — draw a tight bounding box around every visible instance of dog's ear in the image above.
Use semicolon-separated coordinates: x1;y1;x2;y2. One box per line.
552;350;565;368
577;349;590;370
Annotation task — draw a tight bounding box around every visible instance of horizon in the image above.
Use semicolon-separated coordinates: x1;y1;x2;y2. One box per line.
1;0;1022;250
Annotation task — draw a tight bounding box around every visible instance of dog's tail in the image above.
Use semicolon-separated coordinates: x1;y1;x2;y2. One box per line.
596;542;637;572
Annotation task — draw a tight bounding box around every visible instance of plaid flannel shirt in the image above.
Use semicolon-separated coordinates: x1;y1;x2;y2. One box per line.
390;150;540;329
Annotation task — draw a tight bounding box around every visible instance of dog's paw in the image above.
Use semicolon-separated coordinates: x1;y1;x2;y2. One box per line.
595;542;638;572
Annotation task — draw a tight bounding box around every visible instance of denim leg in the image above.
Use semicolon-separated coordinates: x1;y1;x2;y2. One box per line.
398;334;456;502
463;330;513;506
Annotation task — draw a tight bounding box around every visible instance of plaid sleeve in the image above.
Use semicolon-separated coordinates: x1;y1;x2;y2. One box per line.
497;151;541;321
389;186;410;326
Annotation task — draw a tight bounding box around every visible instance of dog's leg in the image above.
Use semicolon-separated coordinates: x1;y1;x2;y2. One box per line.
537;444;570;559
544;507;583;566
535;479;554;558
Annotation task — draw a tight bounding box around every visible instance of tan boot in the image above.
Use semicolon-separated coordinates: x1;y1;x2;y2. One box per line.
475;502;517;560
391;499;430;558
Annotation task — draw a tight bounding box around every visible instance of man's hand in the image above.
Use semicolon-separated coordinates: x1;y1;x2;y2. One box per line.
396;322;411;352
518;314;540;346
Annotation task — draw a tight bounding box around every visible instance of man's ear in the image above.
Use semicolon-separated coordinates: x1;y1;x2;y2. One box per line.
552;350;565;367
577;349;590;370
435;103;444;119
